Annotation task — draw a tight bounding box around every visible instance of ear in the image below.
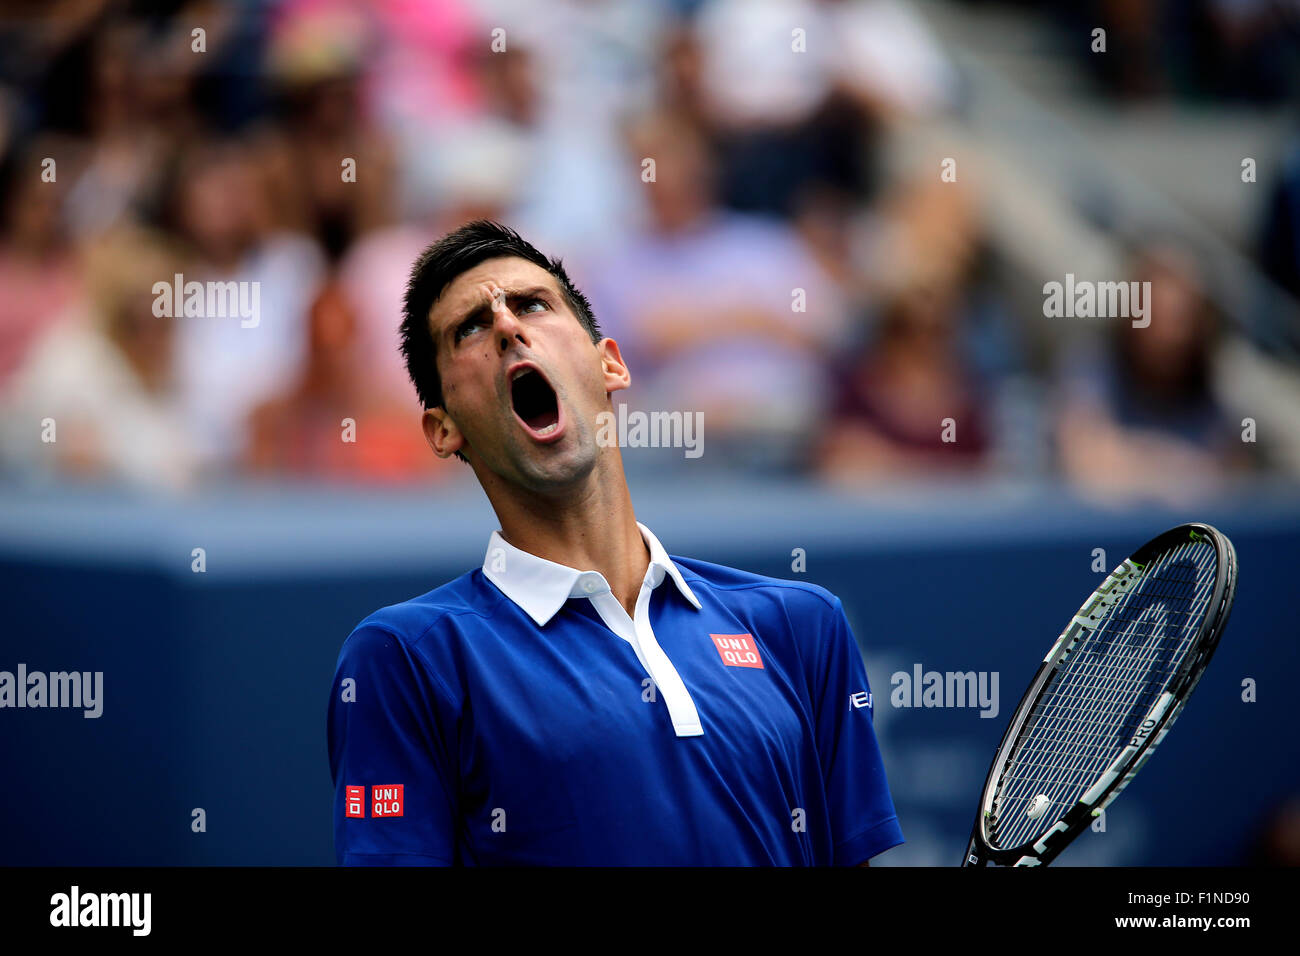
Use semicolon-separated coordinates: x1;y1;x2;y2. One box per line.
422;406;466;459
598;338;631;395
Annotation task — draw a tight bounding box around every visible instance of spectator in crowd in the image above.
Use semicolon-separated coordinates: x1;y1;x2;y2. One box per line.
816;262;995;484
51;15;214;241
816;174;1026;485
692;0;956;218
0;139;85;390
582;108;851;473
258;6;396;253
155;138;326;475
1055;242;1255;504
266;0;483;134
0;228;196;490
244;265;453;484
454;0;670;255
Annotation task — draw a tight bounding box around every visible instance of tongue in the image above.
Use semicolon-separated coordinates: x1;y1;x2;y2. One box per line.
523;404;558;431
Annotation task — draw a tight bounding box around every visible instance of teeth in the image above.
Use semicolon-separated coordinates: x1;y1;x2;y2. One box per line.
535;423;558;436
511;368;531;382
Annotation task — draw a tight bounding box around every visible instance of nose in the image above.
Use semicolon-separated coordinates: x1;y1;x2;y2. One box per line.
491;297;530;353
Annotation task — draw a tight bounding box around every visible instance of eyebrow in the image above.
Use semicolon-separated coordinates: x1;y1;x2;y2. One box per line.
440;286;557;346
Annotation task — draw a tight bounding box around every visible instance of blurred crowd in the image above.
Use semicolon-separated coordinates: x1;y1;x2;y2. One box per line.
0;0;1297;501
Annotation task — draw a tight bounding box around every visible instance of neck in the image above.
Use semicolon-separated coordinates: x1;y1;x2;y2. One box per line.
485;451;648;616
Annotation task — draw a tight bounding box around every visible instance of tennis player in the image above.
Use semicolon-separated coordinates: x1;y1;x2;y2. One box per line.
327;220;903;865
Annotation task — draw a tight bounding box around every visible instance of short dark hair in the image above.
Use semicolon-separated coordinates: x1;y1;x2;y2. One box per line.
399;219;602;414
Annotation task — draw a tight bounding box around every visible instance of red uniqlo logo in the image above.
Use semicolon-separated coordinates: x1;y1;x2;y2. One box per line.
372;784;404;817
345;785;365;818
711;633;764;669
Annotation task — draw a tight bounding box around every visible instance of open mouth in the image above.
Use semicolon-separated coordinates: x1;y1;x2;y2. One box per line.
510;366;561;437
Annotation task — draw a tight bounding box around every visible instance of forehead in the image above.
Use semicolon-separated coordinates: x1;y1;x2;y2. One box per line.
429;256;561;330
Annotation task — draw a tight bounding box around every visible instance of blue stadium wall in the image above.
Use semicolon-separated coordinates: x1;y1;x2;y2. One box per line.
1;480;1296;865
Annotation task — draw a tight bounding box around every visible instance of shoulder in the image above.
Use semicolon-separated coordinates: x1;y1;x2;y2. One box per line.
342;568;504;656
333;570;505;705
671;554;843;618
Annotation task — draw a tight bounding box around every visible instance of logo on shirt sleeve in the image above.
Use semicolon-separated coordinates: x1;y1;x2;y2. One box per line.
345;785;365;818
372;784;404;817
344;784;404;818
710;633;764;669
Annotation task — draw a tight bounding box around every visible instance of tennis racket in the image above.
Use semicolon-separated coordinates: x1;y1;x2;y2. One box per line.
962;522;1238;867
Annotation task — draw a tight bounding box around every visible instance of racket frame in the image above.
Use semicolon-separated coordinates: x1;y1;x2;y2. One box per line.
962;522;1238;867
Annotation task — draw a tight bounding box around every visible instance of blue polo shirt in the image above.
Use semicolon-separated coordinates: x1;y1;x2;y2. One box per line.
327;522;903;865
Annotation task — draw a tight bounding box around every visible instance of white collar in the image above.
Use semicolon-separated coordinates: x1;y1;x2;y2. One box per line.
482;521;702;626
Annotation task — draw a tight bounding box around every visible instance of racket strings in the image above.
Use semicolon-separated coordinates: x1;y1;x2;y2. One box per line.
989;624;1178;844
992;541;1213;841
1018;592;1186;772
996;545;1208;831
987;539;1216;849
991;584;1196;845
1008;609;1179;823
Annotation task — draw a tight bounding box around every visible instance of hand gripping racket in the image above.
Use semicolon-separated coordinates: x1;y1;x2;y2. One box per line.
962;522;1238;866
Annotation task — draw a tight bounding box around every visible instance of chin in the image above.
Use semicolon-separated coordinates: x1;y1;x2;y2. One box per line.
511;435;599;492
526;453;598;492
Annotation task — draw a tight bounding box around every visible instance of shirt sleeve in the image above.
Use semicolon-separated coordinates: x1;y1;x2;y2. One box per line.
812;596;904;865
327;623;460;865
